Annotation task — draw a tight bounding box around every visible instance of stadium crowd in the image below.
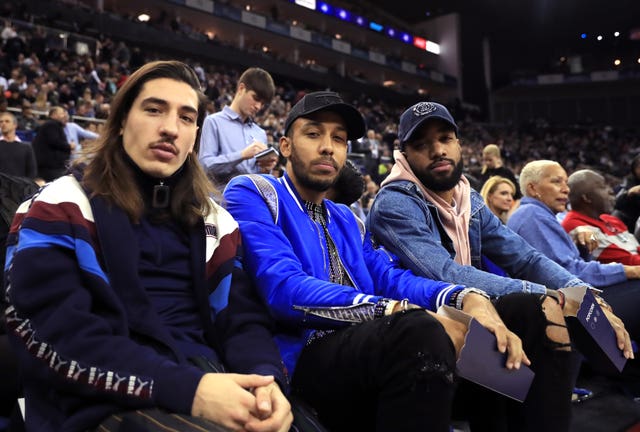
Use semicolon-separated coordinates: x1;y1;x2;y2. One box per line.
2;15;639;198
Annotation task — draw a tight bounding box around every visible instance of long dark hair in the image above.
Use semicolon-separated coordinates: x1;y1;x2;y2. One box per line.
78;60;217;226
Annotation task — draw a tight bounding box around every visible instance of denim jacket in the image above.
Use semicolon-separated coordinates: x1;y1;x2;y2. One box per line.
368;179;587;297
508;197;626;287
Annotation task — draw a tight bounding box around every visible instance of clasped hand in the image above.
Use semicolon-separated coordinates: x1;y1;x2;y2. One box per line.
191;373;292;432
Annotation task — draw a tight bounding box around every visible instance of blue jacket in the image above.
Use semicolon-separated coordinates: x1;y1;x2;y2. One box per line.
224;173;464;375
4;173;285;431
368;179;587;297
508;197;626;287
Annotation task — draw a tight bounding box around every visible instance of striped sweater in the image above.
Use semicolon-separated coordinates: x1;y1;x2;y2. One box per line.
4;173;284;431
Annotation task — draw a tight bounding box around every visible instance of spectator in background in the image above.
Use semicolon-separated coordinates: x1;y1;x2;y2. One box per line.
113;40;131;65
198;67;278;189
33;85;50;111
6;83;23;108
5;60;292;432
75;99;96;118
64;111;99;160
563;169;640;266
508;160;640;341
613;154;640;234
93;91;106;111
359;129;381;178
480;175;517;224
1;20;16;43
16;100;39;131
325;158;367;221
3;28;26;67
0;111;36;179
372;146;394;184
21;82;38;104
479;143;522;199
360;178;379;215
57;82;77;107
32;105;73;182
0;73;7;92
85;58;104;94
0;111;20;142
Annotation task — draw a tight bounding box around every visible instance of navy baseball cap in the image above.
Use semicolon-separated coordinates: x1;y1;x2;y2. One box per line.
398;101;458;145
284;91;365;141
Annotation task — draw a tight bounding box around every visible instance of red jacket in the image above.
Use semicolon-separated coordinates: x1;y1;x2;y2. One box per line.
562;211;640;265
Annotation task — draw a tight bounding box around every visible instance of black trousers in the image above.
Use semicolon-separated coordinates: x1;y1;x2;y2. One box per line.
454;293;576;432
293;294;576;432
292;309;457;432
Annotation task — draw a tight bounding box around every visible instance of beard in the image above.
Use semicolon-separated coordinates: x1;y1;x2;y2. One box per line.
289;143;339;192
411;157;464;192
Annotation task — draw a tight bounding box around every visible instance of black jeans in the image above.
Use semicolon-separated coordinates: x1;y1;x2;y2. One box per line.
454;293;576;432
292;309;457;432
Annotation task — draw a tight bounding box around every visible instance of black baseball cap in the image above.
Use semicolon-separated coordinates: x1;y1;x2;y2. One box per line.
398;101;458;145
284;91;365;141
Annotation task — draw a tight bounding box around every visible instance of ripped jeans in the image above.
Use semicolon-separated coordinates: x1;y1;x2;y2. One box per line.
453;292;577;432
292;309;457;432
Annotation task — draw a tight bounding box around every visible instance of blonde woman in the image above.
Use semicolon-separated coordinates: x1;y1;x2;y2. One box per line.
480;175;516;224
479;144;521;199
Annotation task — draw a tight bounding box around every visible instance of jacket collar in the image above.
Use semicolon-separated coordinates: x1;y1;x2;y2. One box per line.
385;178;486;217
281;171;332;222
519;196;557;217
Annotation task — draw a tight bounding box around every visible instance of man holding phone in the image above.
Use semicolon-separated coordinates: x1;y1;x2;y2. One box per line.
255;145;280;174
199;67;279;189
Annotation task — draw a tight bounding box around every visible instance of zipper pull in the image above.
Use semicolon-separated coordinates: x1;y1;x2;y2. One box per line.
152;181;170;208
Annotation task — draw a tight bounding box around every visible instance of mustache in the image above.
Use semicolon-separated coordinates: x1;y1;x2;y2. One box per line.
428;157;455;169
312;157;339;170
151;139;178;154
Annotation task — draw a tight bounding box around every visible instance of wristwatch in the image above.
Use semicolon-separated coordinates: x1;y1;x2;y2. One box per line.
453;288;490;310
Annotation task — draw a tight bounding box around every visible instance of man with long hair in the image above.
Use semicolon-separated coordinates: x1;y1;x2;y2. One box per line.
4;60;292;432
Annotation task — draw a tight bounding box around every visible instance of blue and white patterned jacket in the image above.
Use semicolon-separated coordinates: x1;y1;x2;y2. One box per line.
224;172;464;376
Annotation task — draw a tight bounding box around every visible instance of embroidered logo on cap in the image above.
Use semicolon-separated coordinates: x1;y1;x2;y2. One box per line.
413;102;438;117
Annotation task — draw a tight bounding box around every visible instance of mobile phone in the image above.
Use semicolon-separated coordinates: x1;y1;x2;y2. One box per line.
255;146;279;160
